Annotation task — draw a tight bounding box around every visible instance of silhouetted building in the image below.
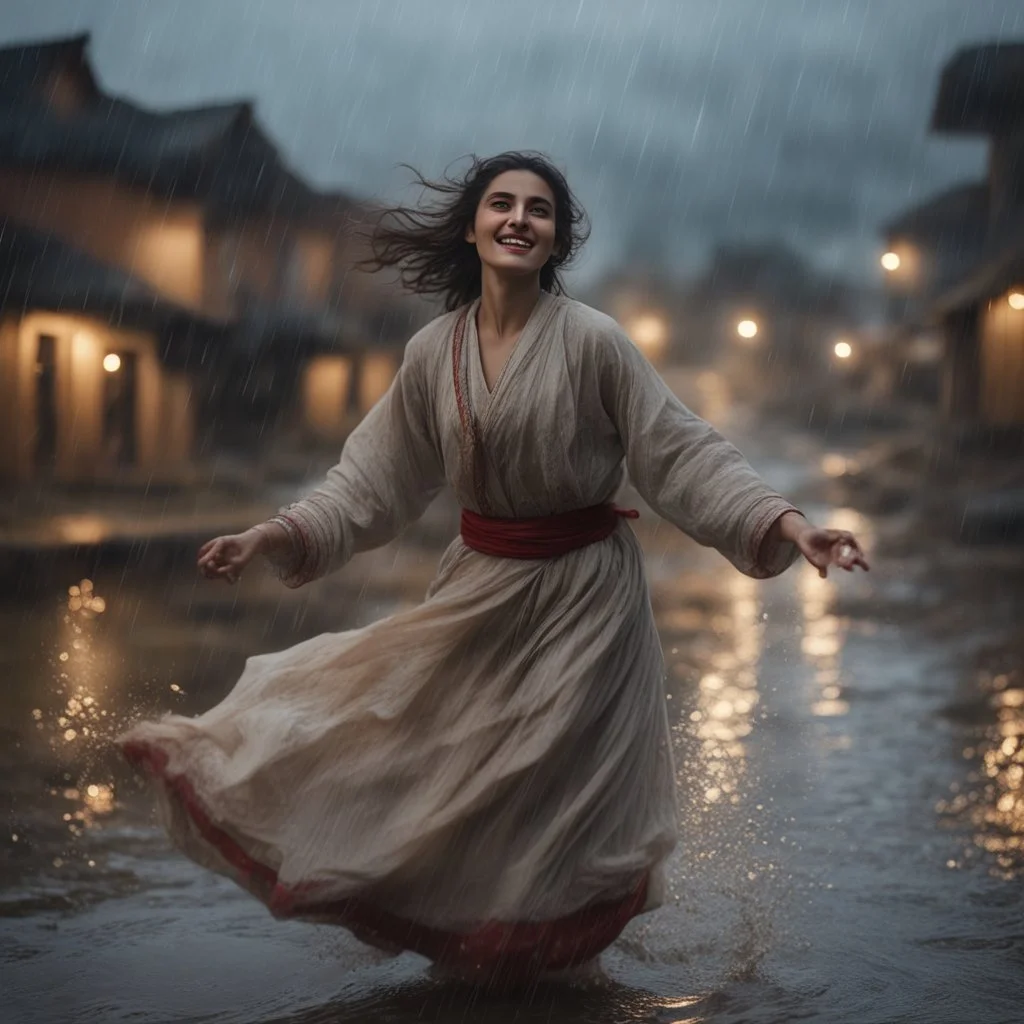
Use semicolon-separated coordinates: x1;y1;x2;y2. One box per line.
687;242;859;393
881;43;1024;432
0;34;416;483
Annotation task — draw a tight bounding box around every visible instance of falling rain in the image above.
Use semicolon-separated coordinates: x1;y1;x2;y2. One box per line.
1;2;1023;1023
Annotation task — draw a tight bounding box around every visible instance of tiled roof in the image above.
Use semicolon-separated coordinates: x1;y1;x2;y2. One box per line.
0;33;321;216
933;213;1024;313
881;182;989;240
932;43;1024;134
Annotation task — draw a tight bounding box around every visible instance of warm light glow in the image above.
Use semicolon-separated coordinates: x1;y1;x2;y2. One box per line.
54;516;108;545
627;313;669;359
303;355;352;436
736;319;758;339
834;341;853;359
821;453;849;478
133;218;203;306
359;353;397;414
1009;291;1024;311
102;353;121;373
797;508;874;723
881;251;901;271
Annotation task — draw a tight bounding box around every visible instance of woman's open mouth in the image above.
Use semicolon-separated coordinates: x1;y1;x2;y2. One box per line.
496;235;534;253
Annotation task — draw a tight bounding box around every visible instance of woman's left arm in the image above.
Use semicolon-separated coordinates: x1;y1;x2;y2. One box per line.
764;510;870;578
595;321;868;579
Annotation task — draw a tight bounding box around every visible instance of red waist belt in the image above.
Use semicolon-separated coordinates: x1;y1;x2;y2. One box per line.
460;503;639;559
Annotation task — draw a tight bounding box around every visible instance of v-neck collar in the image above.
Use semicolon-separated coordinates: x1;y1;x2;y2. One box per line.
467;292;553;420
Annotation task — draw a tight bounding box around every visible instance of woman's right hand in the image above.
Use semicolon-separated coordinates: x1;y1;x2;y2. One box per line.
197;526;284;585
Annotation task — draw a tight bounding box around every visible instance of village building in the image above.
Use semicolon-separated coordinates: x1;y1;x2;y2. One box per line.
881;43;1024;436
0;33;417;485
593;243;858;377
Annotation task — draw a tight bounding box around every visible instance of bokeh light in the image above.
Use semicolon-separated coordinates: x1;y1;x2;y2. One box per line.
627;312;669;359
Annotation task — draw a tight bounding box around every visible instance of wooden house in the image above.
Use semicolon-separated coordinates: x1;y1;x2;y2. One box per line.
0;33;417;484
881;43;1024;433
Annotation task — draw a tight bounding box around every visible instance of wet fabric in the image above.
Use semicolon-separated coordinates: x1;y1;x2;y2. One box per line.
118;293;799;973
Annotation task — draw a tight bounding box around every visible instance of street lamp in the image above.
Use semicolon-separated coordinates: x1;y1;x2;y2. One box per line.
881;251;901;272
102;353;122;373
736;319;758;340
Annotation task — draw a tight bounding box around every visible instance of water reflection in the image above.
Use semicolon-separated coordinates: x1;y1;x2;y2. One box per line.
689;573;763;807
939;666;1024;879
797;508;874;724
259;974;714;1024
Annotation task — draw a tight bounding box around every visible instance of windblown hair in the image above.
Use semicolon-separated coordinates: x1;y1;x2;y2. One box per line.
361;151;590;312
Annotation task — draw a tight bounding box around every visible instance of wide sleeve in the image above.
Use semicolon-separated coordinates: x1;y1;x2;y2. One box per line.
596;322;800;579
263;334;446;588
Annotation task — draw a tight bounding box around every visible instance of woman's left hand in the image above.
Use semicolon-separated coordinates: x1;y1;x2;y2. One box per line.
793;525;870;578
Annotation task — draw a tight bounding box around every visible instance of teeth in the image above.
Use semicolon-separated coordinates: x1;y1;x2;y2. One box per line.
498;238;532;248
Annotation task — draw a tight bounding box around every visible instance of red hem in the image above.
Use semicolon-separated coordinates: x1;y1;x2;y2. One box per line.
120;738;648;978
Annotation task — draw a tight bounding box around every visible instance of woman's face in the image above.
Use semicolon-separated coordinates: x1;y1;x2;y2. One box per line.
466;169;557;280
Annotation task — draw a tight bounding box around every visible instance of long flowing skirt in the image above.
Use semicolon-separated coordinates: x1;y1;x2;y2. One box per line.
118;528;678;978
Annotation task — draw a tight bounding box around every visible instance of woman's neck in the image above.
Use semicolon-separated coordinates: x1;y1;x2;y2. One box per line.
476;270;541;343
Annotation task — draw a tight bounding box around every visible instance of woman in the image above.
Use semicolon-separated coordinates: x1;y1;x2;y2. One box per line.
118;152;868;981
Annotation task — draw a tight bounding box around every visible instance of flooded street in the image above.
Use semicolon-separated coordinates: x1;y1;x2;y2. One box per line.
2;403;1022;1024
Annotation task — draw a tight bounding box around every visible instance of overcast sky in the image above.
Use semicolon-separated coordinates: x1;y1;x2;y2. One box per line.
2;0;1022;286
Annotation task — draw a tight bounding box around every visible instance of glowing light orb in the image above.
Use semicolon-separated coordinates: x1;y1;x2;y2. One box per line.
834;341;853;359
881;252;901;271
102;353;121;373
736;319;758;339
627;313;669;358
1008;291;1024;310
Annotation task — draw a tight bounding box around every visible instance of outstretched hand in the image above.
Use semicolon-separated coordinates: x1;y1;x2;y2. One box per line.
793;525;870;579
197;528;266;585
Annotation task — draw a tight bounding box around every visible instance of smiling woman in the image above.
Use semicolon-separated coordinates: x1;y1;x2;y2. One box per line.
119;149;868;986
361;151;590;311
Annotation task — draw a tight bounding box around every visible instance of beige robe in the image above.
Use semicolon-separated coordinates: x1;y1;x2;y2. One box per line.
119;292;798;931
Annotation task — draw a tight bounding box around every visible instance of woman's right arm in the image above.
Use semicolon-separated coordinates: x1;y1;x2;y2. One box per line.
197;520;292;585
198;329;445;589
255;330;446;588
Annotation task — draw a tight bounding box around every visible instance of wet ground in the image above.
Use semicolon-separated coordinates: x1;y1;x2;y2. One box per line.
2;389;1024;1024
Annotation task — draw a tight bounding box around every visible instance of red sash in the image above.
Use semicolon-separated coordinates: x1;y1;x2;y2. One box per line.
461;503;639;559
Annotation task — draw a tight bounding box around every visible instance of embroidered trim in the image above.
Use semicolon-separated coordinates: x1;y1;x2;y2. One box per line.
267;511;317;587
451;306;493;516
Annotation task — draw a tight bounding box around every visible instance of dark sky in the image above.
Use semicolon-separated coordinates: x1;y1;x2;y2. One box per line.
2;0;1022;285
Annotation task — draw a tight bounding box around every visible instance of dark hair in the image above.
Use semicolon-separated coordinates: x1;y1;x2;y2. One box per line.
361;151;590;311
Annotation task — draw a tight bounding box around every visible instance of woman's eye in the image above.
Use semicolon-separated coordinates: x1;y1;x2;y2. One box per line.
531;206;550;216
491;200;509;210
